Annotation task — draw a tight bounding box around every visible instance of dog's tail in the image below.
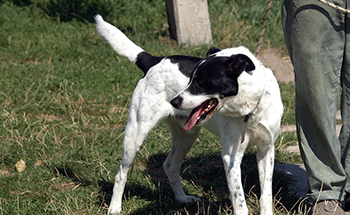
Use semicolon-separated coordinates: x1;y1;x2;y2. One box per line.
95;15;162;74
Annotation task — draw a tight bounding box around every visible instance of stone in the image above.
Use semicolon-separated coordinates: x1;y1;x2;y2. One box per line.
166;0;212;45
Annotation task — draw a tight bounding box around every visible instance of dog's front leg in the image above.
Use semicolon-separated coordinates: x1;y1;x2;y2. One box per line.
256;141;275;215
221;132;249;215
163;118;201;203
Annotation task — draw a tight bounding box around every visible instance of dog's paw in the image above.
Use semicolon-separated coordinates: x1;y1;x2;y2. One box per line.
108;206;121;214
177;195;201;204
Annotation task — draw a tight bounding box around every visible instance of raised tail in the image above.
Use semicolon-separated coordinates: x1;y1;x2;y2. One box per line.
95;15;162;74
95;15;144;63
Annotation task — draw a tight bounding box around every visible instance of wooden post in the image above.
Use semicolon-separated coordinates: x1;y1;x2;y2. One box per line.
166;0;212;46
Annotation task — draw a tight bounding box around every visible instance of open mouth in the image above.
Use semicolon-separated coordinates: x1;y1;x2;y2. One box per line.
184;98;219;131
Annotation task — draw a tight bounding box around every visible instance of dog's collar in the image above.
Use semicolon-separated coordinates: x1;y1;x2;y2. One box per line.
240;95;262;144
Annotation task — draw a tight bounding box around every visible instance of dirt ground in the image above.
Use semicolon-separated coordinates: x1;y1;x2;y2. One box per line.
258;48;294;83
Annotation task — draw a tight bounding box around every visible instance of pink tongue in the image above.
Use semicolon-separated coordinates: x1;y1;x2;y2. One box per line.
184;104;205;131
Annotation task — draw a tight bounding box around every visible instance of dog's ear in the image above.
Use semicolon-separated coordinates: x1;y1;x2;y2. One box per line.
225;54;255;77
206;46;221;56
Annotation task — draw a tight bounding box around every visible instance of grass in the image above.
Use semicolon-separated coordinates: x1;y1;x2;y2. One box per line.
0;0;301;214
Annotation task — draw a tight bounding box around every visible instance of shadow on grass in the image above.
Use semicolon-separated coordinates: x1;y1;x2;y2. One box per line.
11;0;31;6
38;0;112;23
54;152;302;214
54;165;113;209
6;0;112;22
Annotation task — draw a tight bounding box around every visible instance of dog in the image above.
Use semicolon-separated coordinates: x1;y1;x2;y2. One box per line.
95;15;283;215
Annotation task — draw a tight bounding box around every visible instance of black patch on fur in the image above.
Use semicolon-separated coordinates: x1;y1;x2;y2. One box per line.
226;54;255;75
168;55;202;77
187;54;255;98
206;46;221;56
135;52;201;78
135;52;163;75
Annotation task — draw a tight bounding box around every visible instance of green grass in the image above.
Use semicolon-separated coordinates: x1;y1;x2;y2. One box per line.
0;0;300;214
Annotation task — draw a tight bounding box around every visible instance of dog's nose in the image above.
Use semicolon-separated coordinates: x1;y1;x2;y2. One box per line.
170;96;183;109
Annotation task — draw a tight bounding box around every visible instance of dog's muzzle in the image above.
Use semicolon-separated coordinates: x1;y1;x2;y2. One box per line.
171;97;219;131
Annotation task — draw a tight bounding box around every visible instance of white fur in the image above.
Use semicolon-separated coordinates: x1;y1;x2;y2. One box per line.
95;15;283;215
95;15;144;63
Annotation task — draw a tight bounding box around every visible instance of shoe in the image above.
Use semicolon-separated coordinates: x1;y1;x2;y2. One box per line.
345;192;350;212
312;200;346;215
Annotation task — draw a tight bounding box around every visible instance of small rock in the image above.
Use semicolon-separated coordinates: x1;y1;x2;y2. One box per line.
14;159;26;173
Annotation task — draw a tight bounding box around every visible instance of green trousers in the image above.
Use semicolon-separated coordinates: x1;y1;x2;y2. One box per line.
282;0;350;202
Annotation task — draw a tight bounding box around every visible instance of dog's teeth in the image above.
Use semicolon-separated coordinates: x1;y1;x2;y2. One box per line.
197;117;201;120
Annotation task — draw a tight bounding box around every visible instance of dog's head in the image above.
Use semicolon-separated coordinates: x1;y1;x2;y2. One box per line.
170;46;256;131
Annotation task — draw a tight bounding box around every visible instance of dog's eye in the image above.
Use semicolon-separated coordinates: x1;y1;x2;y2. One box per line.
197;79;205;84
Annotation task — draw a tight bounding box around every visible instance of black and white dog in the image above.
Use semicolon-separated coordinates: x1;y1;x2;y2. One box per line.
95;15;283;215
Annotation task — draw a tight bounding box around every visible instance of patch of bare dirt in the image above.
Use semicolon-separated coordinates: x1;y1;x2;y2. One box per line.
258;48;294;83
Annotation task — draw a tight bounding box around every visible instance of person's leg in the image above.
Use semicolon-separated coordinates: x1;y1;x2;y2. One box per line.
282;0;347;202
341;1;350;199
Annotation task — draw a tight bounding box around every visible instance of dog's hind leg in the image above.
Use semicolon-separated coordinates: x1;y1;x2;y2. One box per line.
108;91;168;214
163;118;201;203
